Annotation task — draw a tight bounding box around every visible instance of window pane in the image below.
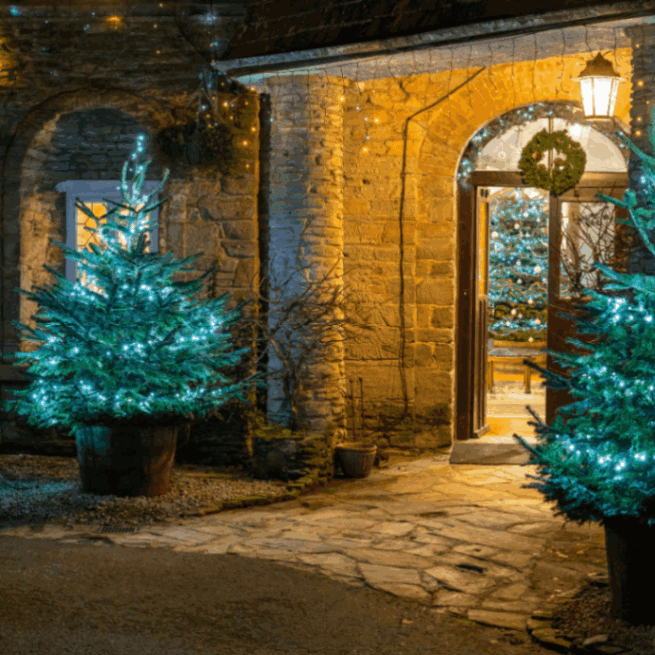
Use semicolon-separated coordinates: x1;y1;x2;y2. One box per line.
75;201;149;294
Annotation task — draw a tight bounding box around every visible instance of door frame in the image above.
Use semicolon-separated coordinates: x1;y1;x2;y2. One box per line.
455;171;629;443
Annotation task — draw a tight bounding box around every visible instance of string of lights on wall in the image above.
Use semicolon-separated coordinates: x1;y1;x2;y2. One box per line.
4;3;641;170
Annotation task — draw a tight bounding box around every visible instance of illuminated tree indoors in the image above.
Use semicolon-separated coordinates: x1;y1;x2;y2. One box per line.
488;189;549;342
2;133;254;435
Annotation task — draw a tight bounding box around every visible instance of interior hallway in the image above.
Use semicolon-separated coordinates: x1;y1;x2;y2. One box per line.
483;369;546;441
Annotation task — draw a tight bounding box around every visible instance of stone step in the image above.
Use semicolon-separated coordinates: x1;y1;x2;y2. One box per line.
450;435;540;465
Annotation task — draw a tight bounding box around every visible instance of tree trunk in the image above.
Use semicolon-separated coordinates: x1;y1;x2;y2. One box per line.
604;516;655;625
75;423;178;497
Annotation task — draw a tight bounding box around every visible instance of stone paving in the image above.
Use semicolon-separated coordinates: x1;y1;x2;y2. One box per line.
0;455;608;638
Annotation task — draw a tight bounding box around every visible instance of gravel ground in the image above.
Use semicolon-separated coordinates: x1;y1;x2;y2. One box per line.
0;453;290;530
550;578;655;655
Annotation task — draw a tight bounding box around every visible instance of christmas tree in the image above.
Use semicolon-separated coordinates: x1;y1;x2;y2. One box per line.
2;133;254;435
488;189;549;342
514;109;655;529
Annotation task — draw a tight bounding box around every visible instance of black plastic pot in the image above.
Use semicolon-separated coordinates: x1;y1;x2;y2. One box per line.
603;516;655;625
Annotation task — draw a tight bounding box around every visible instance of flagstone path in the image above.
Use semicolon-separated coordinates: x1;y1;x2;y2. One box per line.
0;454;608;648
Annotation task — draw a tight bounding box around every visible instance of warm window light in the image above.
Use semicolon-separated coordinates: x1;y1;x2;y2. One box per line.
573;52;625;119
569;123;583;139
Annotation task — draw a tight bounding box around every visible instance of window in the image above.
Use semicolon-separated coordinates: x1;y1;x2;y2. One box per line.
55;180;162;292
476;118;627;173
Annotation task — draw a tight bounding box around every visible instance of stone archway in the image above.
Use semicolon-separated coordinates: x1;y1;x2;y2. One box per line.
451;102;631;461
413;48;631;449
1;89;170;354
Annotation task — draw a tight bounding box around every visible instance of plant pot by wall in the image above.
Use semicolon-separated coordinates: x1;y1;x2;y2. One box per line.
603;516;655;625
335;442;377;478
75;423;178;497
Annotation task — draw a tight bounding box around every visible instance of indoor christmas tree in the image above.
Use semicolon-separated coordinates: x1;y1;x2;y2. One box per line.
2;133;255;495
514;108;655;624
488;189;549;342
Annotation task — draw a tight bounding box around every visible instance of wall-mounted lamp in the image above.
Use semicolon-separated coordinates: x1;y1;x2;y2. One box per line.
573;52;624;119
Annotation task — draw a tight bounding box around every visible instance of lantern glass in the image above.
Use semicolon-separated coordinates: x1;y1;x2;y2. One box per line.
575;53;624;119
579;76;621;118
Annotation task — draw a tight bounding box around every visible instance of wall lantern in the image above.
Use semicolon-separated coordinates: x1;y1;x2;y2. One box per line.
573;52;624;119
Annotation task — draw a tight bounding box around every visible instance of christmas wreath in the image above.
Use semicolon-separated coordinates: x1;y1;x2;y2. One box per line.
518;130;586;195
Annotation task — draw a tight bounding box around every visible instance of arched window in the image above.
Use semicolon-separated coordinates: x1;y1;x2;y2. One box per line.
55;180;162;292
476;118;627;173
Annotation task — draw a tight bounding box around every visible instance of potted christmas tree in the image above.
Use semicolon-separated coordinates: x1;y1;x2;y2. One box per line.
514;108;655;625
2;134;255;497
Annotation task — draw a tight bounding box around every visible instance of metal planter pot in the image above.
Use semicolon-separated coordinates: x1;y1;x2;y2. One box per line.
75;423;178;497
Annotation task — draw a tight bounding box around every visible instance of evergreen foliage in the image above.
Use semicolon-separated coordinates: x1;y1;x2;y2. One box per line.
514;108;655;527
2;134;256;435
488;189;549;341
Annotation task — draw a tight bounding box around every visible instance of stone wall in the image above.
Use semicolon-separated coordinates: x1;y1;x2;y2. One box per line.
261;74;347;440
339;48;633;449
0;4;261;459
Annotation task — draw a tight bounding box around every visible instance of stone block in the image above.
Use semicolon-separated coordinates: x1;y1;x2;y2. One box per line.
185;223;218;255
416;278;454;305
430;307;454;329
416;239;454;261
430;262;454;276
414;369;453;406
344;198;371;214
222;240;256;259
418;222;456;238
432;343;453;368
415;343;433;364
223;176;256;195
416;328;454;343
167;224;185;249
233;259;256;288
344;362;405;403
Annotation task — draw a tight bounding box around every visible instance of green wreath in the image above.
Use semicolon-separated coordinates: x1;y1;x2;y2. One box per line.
519;130;586;195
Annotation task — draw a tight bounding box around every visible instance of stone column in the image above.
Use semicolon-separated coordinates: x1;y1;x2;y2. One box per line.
263;74;346;438
624;25;655;274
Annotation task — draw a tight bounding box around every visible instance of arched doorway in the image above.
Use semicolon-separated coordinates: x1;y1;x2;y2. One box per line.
453;103;630;463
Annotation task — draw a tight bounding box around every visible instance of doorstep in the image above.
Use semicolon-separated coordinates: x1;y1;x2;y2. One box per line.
450;436;540;465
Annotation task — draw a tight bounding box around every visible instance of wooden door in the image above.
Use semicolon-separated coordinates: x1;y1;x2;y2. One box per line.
472;187;490;437
456;172;628;443
546;185;629;426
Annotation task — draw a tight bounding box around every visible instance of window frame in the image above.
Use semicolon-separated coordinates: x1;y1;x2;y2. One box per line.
55;180;162;284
